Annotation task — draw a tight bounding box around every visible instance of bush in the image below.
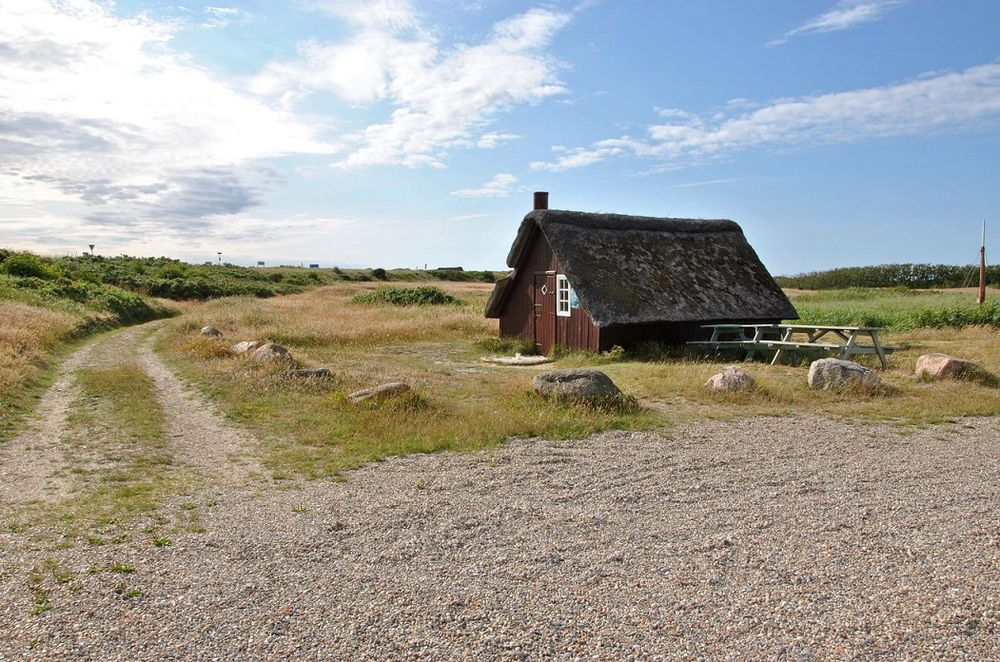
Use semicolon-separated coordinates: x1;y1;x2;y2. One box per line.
371;268;388;280
0;253;60;280
351;286;461;306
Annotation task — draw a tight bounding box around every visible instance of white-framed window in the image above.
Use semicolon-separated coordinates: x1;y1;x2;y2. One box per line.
556;274;572;317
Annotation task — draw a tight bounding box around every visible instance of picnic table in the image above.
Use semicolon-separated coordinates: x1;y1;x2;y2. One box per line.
688;323;892;368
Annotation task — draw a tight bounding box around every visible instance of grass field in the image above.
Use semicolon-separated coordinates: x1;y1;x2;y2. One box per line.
159;283;1000;481
792;287;1000;330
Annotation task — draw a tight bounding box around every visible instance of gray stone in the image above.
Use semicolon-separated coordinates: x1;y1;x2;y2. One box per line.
915;353;986;382
532;369;622;403
808;358;882;391
200;325;222;338
292;367;332;379
348;382;410;404
249;342;294;364
704;366;756;392
231;340;263;355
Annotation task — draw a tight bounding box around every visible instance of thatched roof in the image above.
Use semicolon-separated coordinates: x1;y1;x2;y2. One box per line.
485;209;797;326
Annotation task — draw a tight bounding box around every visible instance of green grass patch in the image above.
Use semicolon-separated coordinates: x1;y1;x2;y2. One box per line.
351;285;462;306
476;336;536;355
75;366;165;442
789;288;1000;331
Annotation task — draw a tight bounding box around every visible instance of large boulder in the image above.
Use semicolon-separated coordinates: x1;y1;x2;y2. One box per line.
348;382;410;404
915;353;991;383
231;340;263;355
808;358;883;391
532;369;622;403
704;366;756;392
249;342;294;364
200;325;222;338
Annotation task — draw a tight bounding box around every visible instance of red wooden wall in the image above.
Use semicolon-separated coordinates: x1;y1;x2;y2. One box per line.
498;230;602;353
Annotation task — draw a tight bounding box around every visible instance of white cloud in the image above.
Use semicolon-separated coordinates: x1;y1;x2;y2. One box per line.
0;0;333;233
201;6;249;30
667;178;740;190
769;0;906;46
254;4;570;168
477;132;519;148
450;173;517;198
305;0;419;31
531;63;1000;171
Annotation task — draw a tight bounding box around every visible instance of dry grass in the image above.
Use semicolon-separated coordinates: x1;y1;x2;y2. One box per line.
592;324;1000;424
0;302;80;440
159;283;1000;480
160;283;654;479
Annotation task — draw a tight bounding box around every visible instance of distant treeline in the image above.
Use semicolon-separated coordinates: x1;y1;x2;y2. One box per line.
0;250;500;301
775;263;1000;290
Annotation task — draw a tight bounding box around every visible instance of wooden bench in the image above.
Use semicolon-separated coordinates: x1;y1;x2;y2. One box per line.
690;324;892;369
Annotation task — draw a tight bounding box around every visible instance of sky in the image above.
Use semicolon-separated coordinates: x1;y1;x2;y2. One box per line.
1;0;999;275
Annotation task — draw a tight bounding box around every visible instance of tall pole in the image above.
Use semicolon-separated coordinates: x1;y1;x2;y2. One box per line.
978;220;987;306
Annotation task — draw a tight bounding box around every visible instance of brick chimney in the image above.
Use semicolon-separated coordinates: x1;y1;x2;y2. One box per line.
533;191;549;210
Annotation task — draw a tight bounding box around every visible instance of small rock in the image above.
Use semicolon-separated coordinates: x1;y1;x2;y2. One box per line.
915;353;991;383
348;382;410;404
808;358;883;391
532;368;622;403
249;342;294;364
292;367;332;379
200;325;222;337
704;366;755;392
231;340;263;354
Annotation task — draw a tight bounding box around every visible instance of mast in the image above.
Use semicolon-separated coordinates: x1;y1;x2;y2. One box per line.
978;220;986;306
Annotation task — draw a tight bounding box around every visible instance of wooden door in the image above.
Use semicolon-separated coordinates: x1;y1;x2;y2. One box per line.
533;273;555;354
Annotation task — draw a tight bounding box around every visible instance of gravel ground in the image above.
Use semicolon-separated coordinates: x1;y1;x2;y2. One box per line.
2;412;999;660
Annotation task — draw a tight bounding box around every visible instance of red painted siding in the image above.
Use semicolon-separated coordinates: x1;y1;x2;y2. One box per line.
498;230;602;353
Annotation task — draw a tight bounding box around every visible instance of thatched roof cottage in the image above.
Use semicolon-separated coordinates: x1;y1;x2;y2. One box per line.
485;193;797;354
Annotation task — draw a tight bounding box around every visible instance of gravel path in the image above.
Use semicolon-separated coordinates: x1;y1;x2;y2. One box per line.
0;325;262;509
0;339;99;505
2;384;999;660
135;341;262;487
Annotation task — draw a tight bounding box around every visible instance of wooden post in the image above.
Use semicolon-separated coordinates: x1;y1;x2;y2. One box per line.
978;220;987;306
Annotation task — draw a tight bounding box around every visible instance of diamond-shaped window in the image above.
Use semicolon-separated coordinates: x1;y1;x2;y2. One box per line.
540;284;548;296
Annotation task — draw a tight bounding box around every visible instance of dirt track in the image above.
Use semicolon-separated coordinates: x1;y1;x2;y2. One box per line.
2;325;999;660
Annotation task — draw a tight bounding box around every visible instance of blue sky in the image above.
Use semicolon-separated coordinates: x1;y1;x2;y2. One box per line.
1;0;998;275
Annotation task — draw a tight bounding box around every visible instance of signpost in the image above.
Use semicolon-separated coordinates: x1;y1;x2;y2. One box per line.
978;220;987;306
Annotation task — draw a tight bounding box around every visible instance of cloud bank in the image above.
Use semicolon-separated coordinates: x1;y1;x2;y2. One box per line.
254;3;571;168
532;63;1000;171
0;0;332;236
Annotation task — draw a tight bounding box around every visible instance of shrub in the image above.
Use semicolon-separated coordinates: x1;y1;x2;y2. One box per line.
1;253;60;280
371;268;388;280
351;286;461;306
